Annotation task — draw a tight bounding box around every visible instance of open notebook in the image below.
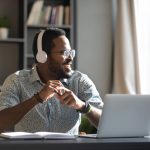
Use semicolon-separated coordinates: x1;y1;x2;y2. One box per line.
80;94;150;138
0;132;76;140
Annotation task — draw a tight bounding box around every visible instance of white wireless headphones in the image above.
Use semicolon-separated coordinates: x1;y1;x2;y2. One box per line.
36;30;47;63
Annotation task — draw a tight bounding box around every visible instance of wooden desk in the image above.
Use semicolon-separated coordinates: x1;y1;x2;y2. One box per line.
0;137;150;150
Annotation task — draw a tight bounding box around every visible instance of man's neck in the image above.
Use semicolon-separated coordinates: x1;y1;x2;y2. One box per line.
36;64;58;83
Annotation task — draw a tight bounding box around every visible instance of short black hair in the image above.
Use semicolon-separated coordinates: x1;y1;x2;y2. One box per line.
32;27;66;62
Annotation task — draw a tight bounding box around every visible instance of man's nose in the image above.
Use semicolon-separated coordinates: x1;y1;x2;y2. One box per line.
66;54;73;61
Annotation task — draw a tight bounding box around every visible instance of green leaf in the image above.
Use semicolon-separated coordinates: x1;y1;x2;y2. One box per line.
0;16;10;28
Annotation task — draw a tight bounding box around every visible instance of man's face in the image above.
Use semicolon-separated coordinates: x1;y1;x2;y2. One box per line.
47;35;74;79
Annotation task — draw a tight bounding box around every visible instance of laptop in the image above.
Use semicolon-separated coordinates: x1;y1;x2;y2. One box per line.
81;94;150;138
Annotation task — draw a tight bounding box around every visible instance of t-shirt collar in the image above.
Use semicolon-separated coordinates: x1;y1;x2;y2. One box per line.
30;64;43;85
30;64;70;86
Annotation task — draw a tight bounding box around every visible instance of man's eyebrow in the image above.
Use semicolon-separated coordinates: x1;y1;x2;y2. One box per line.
62;49;71;51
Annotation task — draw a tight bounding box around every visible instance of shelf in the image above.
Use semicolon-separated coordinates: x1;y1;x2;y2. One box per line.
27;24;72;29
26;54;34;58
0;38;24;43
0;0;24;85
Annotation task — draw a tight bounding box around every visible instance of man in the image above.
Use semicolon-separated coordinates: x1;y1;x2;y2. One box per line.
0;28;103;134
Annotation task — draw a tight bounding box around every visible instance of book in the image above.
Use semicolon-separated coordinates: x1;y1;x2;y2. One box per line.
0;132;76;140
50;6;57;24
42;5;52;24
64;6;70;25
27;0;44;25
55;5;64;26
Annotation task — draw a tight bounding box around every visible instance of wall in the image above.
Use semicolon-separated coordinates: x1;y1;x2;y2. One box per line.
76;0;112;99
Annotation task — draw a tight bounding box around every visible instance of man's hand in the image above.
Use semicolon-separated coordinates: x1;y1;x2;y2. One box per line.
38;80;84;110
38;80;65;102
55;87;85;110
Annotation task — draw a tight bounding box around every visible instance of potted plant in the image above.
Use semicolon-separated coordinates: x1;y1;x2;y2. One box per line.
0;16;10;39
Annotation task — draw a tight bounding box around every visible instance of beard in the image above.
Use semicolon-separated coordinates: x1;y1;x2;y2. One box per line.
48;59;73;79
56;67;73;79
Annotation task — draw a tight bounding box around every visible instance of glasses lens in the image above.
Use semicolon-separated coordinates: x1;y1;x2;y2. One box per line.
71;49;75;58
64;49;75;58
64;51;68;57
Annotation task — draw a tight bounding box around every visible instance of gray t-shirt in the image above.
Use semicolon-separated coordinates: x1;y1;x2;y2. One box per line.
0;65;103;134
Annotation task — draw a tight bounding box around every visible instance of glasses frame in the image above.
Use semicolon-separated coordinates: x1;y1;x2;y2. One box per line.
51;49;76;58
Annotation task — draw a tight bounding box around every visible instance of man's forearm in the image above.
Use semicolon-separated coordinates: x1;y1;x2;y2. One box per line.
0;96;38;133
85;106;102;128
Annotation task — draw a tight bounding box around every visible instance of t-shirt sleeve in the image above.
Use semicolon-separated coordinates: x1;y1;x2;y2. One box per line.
78;74;103;109
0;74;20;111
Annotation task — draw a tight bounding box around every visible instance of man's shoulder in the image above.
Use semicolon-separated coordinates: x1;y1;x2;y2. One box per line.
14;69;31;77
1;69;31;91
4;69;31;83
71;70;88;79
70;70;92;83
71;70;96;86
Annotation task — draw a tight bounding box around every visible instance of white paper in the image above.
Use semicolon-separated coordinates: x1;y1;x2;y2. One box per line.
0;132;76;139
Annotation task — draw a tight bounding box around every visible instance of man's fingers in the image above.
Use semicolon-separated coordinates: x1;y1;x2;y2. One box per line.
48;80;64;87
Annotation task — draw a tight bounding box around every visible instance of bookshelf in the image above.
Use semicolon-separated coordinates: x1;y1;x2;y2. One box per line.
25;0;76;69
0;0;76;86
0;0;24;85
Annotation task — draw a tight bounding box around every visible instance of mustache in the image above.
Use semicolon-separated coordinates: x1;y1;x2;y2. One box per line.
63;58;72;65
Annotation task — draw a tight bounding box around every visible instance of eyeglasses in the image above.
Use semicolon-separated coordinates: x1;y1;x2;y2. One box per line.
51;49;76;58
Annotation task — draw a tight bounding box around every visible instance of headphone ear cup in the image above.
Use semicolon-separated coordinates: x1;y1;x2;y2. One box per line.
36;50;47;63
36;30;47;63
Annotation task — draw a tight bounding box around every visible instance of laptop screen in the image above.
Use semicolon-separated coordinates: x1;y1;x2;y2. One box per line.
97;94;150;138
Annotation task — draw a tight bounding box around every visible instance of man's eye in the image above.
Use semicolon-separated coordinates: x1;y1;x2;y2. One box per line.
61;51;65;55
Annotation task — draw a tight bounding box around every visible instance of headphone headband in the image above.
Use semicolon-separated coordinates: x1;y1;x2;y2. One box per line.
37;30;45;52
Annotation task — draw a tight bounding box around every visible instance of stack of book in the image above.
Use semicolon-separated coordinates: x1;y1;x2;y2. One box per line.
27;0;70;26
